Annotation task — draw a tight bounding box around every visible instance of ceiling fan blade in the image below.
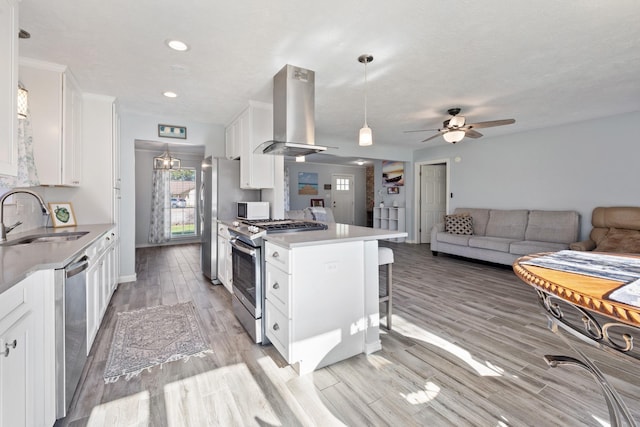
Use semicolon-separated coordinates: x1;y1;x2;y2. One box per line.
421;133;443;143
466;119;515;129
403;128;439;133
464;129;483;138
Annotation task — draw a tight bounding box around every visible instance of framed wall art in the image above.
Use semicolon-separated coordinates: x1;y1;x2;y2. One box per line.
158;124;187;139
298;172;318;195
382;160;404;187
48;202;77;228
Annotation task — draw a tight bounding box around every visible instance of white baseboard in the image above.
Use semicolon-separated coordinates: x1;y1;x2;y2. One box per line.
118;274;137;284
364;339;382;354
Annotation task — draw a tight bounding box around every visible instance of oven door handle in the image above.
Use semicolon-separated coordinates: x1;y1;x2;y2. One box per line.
230;238;258;257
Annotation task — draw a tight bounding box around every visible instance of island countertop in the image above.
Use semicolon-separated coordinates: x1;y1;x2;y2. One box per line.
262;223;407;248
0;224;115;294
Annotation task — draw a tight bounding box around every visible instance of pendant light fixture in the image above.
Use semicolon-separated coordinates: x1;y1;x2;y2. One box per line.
17;82;28;119
153;146;181;170
358;54;373;146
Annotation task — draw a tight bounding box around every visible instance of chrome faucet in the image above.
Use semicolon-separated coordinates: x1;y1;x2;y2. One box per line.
0;189;50;242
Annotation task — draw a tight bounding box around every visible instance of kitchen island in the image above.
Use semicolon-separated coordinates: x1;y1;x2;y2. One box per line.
262;223;407;375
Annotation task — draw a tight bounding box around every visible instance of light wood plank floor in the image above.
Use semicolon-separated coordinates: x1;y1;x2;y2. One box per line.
57;243;640;426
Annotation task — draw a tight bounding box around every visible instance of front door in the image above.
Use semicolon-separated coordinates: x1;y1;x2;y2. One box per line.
420;164;446;243
331;174;355;224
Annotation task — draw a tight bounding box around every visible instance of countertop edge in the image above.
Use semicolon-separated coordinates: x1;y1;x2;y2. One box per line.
262;223;408;249
0;224;115;295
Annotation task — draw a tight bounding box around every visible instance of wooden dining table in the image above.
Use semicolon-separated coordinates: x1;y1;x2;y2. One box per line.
513;251;640;427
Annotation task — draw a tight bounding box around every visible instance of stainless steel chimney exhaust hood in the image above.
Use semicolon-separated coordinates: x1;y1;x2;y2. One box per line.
257;65;328;156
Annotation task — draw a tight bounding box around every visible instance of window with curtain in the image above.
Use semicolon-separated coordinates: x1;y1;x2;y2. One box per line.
169;168;196;237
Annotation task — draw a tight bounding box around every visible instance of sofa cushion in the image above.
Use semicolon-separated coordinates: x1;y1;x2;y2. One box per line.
525;210;579;244
510;240;569;256
595;228;640;253
445;215;473;235
485;210;528;239
304;207;335;223
285;210;306;220
468;236;516;252
592;207;640;230
437;231;472;246
454;208;490;236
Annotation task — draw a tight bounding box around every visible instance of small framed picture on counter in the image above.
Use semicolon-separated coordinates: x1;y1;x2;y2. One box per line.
49;202;77;228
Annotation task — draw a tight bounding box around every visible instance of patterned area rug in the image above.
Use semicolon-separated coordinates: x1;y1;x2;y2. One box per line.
104;302;211;383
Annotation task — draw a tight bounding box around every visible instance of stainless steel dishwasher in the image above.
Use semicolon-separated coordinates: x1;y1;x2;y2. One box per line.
54;253;89;419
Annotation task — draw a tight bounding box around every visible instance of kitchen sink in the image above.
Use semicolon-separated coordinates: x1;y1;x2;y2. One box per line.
0;231;89;246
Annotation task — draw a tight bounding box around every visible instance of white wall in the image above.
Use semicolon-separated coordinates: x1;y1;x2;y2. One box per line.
413;111;640;241
285;161;368;225
119;111;224;279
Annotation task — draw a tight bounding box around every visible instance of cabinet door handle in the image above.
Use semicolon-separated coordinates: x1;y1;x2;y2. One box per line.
4;339;17;357
272;323;280;331
272;252;280;259
272;282;280;290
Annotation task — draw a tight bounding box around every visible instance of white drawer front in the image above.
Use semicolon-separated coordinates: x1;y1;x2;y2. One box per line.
265;265;291;316
265;242;291;273
265;300;290;360
0;280;28;325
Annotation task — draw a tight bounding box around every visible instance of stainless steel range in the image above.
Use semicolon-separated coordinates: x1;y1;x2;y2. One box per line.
228;219;327;343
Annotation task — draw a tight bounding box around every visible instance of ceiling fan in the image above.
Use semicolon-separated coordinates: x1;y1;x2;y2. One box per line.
405;108;515;143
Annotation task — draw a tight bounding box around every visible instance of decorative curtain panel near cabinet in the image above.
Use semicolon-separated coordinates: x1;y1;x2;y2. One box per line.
148;169;171;244
0;106;40;188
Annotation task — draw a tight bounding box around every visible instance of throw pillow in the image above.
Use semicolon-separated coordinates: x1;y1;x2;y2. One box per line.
595;228;640;253
445;215;473;235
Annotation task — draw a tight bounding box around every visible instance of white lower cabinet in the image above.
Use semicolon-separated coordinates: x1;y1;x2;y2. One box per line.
86;228;118;352
0;270;55;427
0;311;29;427
264;240;366;375
217;223;233;292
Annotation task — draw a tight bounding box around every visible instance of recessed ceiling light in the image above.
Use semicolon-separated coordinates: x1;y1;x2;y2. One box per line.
163;91;178;98
356;160;365;165
166;39;189;51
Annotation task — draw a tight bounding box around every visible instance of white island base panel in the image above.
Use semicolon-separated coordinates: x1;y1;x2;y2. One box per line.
264;239;382;375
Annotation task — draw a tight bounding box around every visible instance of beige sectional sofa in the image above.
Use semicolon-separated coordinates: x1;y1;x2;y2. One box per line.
430;208;580;265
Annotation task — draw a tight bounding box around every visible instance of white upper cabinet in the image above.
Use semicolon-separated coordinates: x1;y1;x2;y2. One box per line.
18;58;83;186
62;72;82;185
226;101;274;189
225;121;240;160
0;0;19;176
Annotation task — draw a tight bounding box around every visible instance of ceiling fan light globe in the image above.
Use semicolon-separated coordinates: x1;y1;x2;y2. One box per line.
359;126;373;146
443;130;465;143
449;115;465;128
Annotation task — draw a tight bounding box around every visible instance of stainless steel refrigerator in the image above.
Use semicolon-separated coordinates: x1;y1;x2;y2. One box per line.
200;156;260;282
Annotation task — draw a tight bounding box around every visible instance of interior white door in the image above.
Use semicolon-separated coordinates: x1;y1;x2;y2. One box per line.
330;174;355;224
420;164;447;243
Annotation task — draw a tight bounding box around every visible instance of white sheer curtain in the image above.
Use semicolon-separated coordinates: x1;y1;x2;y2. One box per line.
0;106;40;188
284;166;290;211
148;169;171;244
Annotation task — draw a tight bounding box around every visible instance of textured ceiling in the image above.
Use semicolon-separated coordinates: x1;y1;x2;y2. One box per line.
18;0;640;151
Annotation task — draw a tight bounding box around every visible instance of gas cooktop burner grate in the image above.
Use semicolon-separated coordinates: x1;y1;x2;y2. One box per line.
242;219;328;233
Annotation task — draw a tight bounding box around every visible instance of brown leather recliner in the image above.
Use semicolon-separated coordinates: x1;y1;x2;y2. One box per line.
570;206;640;253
